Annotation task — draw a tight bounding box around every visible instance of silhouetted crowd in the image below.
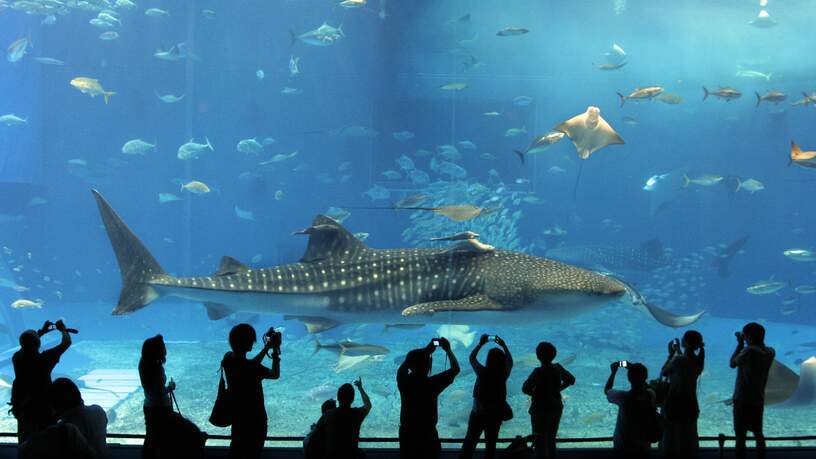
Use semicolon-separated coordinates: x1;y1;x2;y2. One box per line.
9;320;776;459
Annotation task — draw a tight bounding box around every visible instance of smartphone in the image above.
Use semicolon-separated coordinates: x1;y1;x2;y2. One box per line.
619;360;628;368
488;335;497;342
432;339;441;347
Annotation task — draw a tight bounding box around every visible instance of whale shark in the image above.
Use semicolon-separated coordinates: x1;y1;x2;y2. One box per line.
92;190;702;328
546;240;670;272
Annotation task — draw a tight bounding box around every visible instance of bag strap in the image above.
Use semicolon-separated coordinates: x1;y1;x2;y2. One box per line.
170;389;181;415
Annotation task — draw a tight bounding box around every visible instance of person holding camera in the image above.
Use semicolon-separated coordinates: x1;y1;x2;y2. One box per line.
522;341;575;459
660;331;704;459
605;361;655;459
730;323;774;459
11;319;75;443
222;324;281;459
318;377;372;459
397;337;460;459
459;334;513;459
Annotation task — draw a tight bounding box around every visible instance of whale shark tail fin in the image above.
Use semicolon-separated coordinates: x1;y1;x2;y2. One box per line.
92;189;166;315
612;274;705;327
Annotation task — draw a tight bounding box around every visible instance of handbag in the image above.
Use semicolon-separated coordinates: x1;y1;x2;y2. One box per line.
501;400;514;422
209;368;232;427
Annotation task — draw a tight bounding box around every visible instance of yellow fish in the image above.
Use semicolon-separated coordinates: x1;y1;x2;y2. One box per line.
181;180;212;195
70;77;116;104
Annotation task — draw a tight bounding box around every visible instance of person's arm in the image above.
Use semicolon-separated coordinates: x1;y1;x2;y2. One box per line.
661;339;679;377
558;364;576;390
354;378;372;416
604;362;619;395
696;343;706;376
397;353;411;386
439;337;460;376
494;336;513;374
250;342;271;364
265;352;280;380
51;321;72;355
521;368;537;396
729;334;745;368
470;335;487;371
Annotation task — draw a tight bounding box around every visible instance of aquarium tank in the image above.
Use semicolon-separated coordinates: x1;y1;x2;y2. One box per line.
1;0;815;449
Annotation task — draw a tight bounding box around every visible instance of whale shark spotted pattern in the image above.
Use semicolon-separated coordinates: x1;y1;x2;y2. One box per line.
92;190;702;327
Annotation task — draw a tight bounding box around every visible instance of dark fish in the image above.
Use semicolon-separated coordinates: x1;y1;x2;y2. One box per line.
712;236;749;278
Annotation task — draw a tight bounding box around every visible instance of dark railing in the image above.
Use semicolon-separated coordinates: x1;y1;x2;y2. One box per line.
0;432;815;446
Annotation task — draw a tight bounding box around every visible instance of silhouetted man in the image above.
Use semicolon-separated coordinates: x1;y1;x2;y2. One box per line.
11;320;73;443
605;361;655;459
319;378;371;458
730;322;774;459
397;337;460;459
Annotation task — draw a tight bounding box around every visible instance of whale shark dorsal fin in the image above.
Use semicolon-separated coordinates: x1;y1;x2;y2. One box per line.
401;294;511;317
297;215;368;263
204;302;232;320
215;256;249;276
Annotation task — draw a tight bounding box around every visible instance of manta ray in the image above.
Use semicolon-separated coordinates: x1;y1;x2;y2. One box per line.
554;106;624;159
91;190;702;328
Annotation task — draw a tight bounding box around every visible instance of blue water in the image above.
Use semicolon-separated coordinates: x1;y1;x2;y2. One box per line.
1;0;815;443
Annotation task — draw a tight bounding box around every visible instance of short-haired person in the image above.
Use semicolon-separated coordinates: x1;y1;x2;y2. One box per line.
660;330;705;459
51;377;108;458
318;378;372;458
730;322;775;459
605;361;655;459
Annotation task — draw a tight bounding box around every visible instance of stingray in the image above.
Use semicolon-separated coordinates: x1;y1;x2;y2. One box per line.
403;204;489;222
554;106;624;160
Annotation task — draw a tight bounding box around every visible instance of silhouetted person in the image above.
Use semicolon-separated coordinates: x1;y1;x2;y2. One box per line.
605;362;655;459
139;335;175;458
222;324;281;459
18;421;95;459
319;378;372;458
51;377;108;458
460;334;513;459
397;337;460;459
11;320;73;443
730;322;774;459
522;341;575;459
660;331;704;459
304;399;337;459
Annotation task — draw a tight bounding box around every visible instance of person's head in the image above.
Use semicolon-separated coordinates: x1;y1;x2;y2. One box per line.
229;323;257;354
141;334;166;364
321;399;337;414
405;349;431;376
742;322;765;346
536;341;556;364
682;330;703;352
51;378;83;415
19;330;40;353
626;363;648;389
337;383;355;408
486;347;506;373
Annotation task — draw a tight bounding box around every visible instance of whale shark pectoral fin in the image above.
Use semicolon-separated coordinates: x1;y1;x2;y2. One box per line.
215;256;250;276
643;302;705;328
204;302;232;320
401;294;509;317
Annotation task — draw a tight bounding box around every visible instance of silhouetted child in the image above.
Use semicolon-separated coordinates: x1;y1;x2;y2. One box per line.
522;341;575;459
222;324;281;459
303;399;336;459
139;335;174;458
460;334;513;459
11;320;73;443
730;322;774;459
605;362;655;459
18;421;95;459
319;378;372;458
660;330;704;459
397;337;460;459
51;377;108;458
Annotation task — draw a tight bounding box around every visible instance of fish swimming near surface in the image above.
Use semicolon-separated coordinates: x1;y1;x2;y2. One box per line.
712;236;749;277
546;240;670;272
91;190;702;328
70;77;116;104
593;62;627;71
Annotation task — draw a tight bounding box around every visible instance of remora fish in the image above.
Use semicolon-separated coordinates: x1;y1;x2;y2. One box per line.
91;190;702;328
546;240;670;272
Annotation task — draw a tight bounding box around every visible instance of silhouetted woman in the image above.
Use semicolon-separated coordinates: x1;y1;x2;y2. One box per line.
661;330;705;459
522;341;575;459
222;324;280;459
459;334;513;459
139;334;174;458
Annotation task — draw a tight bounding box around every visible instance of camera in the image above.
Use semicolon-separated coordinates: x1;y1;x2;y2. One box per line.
735;331;744;340
619;360;629;368
263;327;282;348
